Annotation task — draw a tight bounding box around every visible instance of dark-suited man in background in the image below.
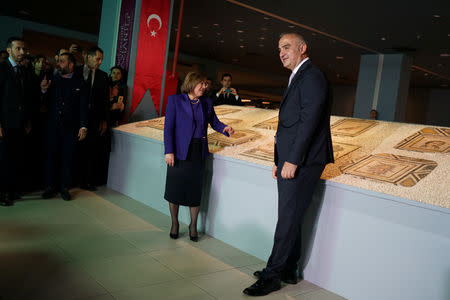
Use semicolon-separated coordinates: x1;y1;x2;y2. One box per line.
75;46;109;190
244;32;334;296
0;37;34;206
213;73;242;106
41;53;88;201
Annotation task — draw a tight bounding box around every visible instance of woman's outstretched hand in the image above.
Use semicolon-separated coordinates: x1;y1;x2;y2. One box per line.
223;126;234;136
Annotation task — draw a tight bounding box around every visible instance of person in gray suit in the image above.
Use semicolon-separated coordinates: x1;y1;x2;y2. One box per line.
244;32;334;296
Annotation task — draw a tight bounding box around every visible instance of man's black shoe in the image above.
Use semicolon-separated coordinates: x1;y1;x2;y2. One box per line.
281;271;298;284
61;189;71;201
253;270;298;284
42;189;57;199
243;278;281;296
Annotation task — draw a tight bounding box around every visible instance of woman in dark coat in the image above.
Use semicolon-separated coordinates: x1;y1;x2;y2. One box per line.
164;72;234;241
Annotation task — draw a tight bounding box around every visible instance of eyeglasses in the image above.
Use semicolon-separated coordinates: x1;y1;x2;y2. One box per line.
199;81;209;86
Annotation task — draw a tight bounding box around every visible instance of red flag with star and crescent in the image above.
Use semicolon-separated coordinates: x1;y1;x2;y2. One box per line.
130;0;171;116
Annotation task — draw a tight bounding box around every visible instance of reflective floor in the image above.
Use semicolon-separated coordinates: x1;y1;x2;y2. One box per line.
0;187;346;300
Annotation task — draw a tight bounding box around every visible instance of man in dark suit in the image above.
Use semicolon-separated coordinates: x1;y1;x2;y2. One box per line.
75;46;109;190
0;37;34;206
243;32;334;296
213;73;242;106
41;52;88;201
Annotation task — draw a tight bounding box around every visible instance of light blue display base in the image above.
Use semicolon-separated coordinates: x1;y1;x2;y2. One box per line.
108;129;450;300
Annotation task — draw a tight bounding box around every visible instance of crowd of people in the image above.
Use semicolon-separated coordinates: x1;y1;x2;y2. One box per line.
0;36;127;205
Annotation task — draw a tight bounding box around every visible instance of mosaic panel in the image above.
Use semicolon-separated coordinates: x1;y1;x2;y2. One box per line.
213;107;241;116
340;153;437;187
394;127;450;153
332;142;361;160
240;142;274;162
253;117;278;130
218;118;242;126
135;117;165;130
331;118;378;137
208;129;260;147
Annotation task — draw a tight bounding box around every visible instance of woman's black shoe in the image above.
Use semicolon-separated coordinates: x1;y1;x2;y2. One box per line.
169;224;179;239
189;226;198;242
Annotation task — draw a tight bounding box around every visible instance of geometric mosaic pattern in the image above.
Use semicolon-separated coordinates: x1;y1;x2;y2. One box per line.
331;118;378;137
218;117;242;126
135;117;165;130
340;153;437;187
214;107;241;116
394;127;450;153
332;142;361;160
253;116;278;130
208;129;260;147
240;142;274;162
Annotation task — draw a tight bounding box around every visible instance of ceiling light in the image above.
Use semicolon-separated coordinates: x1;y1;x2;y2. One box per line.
336;56;344;60
192;26;199;29
185;34;191;38
259;44;264;47
424;73;429;76
288;25;295;28
235;19;243;23
416;35;421;39
433;14;440;18
219;40;224;43
381;37;386;41
264;17;270;20
213;23;219;26
336;74;341;77
198;34;203;38
237;30;244;33
259;37;265;40
440;53;450;57
239;39;244;42
240;45;245;48
216;32;222;35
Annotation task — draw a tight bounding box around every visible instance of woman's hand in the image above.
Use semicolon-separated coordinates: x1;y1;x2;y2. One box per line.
165;153;175;167
223;126;234;136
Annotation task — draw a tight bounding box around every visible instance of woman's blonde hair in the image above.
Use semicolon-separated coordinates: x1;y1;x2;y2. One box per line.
181;71;207;94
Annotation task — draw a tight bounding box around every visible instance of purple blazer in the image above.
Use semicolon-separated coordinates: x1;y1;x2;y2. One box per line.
164;93;228;160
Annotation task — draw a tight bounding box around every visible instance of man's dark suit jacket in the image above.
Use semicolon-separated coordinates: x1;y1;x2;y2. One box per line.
74;66;109;128
0;59;35;129
275;59;334;167
45;72;88;131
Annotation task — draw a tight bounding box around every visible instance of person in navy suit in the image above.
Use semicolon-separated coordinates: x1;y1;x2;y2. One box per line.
244;32;334;296
164;72;234;242
40;52;88;201
0;36;35;206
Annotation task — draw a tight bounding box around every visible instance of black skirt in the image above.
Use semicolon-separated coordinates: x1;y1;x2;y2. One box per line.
164;138;205;207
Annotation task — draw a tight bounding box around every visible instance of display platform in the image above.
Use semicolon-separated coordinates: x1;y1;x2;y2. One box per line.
108;105;449;300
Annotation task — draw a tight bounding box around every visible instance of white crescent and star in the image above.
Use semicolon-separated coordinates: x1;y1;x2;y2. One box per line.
147;14;162;37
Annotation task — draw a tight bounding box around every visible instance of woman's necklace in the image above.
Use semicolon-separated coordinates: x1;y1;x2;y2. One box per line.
188;94;200;104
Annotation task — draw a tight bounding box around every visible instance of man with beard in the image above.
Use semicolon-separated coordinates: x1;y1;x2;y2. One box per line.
0;37;34;206
41;52;88;201
75;46;109;190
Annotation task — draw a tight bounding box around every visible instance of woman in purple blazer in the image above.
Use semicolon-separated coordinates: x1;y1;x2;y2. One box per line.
164;72;234;242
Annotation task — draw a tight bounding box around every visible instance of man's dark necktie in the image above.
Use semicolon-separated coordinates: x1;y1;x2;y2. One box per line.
15;65;24;88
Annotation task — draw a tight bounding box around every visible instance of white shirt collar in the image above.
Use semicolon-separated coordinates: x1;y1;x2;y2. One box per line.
8;56;18;68
289;57;309;86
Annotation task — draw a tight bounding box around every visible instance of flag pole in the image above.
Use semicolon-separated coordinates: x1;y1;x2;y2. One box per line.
171;0;185;77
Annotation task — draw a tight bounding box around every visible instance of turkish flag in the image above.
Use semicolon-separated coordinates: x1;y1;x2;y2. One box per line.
130;0;171;116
